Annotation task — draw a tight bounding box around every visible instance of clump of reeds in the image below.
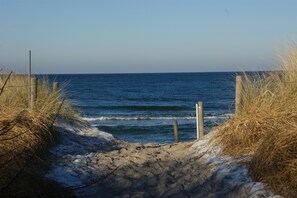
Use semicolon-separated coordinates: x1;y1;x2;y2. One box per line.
0;73;82;196
250;123;297;197
213;71;286;155
213;45;297;196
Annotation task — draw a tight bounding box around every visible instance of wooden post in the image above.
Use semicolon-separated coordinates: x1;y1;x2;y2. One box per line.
28;50;31;108
173;119;179;143
198;102;204;139
196;103;199;139
235;75;243;114
53;82;59;93
30;77;37;108
196;102;204;139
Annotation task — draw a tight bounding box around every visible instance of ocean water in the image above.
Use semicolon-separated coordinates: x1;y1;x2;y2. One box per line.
48;72;236;143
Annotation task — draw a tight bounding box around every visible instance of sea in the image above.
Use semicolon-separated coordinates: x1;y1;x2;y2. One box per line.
48;72;236;144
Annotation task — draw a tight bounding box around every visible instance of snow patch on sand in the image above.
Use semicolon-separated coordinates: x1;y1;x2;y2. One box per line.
189;131;282;197
46;120;118;187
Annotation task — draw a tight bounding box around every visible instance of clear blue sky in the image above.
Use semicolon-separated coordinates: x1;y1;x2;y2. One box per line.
1;0;297;74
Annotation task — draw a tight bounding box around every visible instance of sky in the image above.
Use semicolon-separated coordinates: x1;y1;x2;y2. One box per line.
0;0;297;74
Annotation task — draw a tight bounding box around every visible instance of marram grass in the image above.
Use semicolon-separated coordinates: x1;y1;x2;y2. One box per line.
213;46;297;197
0;73;83;196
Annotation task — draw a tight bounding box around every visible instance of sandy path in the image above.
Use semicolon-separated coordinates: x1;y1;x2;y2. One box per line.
73;140;277;197
47;124;280;197
91;142;196;197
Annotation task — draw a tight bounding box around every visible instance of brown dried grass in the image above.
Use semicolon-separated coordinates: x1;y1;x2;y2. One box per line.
213;45;297;196
0;73;82;196
213;72;286;156
250;123;297;197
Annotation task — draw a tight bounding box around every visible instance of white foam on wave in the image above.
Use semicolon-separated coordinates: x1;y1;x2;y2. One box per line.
204;115;231;119
81;114;231;122
82;116;195;121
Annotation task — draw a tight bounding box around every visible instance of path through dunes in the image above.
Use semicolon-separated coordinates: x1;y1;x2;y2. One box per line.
46;124;280;197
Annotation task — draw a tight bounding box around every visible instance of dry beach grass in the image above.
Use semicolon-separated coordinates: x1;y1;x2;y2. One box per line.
214;45;297;197
0;73;81;197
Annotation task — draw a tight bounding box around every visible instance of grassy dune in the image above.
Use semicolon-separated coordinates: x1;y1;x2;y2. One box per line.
214;46;297;197
0;74;81;197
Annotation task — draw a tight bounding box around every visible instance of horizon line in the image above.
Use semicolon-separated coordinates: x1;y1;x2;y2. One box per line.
34;69;277;75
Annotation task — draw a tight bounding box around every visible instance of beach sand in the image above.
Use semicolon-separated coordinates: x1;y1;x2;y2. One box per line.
46;123;281;197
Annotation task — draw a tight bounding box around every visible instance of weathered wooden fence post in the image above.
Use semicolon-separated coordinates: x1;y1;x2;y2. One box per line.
235;75;243;114
198;102;204;139
196;103;199;139
28;50;31;108
53;82;59;93
173;119;179;143
30;77;37;108
196;102;204;139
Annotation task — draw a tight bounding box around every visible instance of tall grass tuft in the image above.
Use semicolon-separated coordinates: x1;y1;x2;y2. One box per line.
213;71;285;156
0;73;82;196
213;45;297;196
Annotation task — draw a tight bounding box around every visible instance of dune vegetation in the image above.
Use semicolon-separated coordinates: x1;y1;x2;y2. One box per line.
214;45;297;197
0;73;81;197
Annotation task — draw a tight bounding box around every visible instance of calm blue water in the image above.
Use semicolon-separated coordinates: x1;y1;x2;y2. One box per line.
48;72;236;143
